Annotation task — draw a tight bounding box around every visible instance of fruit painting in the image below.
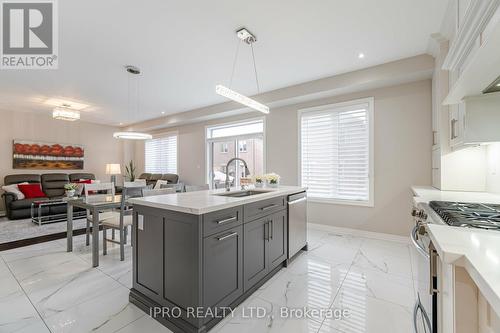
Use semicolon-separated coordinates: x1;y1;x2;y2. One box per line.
13;140;84;169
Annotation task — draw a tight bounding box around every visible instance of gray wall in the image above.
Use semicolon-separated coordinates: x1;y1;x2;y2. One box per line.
0;110;124;211
133;79;432;236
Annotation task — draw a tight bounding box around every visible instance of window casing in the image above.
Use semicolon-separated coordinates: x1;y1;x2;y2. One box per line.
145;133;178;174
299;98;374;206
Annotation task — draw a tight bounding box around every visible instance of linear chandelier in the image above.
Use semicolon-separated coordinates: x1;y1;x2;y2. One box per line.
113;65;152;140
52;105;80;121
113;131;152;140
216;28;269;114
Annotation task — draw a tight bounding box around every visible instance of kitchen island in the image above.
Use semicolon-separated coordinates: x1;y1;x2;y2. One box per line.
128;186;307;333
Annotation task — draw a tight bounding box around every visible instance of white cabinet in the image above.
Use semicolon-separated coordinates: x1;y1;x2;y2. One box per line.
443;1;500;104
432;148;442;189
449;92;500;150
449;103;465;149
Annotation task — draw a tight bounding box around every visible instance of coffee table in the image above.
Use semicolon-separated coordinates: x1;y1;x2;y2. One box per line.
31;198;86;226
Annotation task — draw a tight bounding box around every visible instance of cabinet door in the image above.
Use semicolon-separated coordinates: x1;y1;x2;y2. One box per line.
268;211;287;271
203;225;243;310
243;217;269;292
134;212;164;297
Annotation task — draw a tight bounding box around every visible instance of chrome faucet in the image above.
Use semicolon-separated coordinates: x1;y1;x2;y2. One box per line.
225;158;250;191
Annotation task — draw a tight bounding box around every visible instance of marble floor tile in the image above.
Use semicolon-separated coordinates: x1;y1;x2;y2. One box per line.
258;255;349;312
44;285;144;333
359;238;410;259
1;240;65;264
0;290;43;333
214;296;324;333
114;315;172;333
351;246;413;280
307;233;362;265
324;289;413;333
341;265;416;309
13;319;51;333
0;226;416;333
24;265;123;318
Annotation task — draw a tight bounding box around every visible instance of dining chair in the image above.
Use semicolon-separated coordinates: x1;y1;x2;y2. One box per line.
83;182;115;246
142;188;176;197
184;184;210;192
153;179;169;189
101;186;144;261
124;179;147;187
160;183;184;192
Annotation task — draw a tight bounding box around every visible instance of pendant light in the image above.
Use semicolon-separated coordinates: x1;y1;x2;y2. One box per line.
52;104;80;121
216;28;269;114
113;65;152;140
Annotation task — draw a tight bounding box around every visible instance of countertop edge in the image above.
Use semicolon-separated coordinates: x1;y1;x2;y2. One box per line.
129;186;307;215
426;224;500;318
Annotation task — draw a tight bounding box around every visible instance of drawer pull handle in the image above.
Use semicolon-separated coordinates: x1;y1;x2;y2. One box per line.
217;232;238;241
216;216;237;224
260;204;277;211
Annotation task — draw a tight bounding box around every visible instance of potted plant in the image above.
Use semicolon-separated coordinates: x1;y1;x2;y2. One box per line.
64;183;78;197
124;160;136;181
265;173;280;188
254;175;265;188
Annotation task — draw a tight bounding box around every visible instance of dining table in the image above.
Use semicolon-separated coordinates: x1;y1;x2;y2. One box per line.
66;194;122;267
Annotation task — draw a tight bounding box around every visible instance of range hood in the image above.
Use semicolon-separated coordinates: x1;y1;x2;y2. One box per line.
461;92;500;144
483;75;500;94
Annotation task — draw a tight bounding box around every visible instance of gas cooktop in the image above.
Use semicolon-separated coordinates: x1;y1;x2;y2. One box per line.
429;201;500;230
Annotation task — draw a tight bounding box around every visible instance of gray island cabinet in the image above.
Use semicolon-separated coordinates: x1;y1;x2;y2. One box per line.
128;187;306;333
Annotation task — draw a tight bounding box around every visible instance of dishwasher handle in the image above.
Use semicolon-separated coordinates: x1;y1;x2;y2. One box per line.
288;197;307;205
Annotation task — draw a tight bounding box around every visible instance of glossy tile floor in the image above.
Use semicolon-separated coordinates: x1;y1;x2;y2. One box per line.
0;226;416;333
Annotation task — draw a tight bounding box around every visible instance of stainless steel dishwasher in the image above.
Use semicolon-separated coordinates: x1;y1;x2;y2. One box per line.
287;191;308;260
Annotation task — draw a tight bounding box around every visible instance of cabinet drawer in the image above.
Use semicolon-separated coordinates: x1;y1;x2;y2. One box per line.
203;206;242;237
244;196;285;222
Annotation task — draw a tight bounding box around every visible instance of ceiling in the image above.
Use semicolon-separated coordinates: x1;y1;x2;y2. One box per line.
0;0;448;126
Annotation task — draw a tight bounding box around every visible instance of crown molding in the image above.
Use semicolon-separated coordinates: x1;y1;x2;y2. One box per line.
442;0;500;71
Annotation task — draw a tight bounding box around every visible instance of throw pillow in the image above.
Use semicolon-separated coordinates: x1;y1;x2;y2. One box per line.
17;183;46;199
1;182;28;200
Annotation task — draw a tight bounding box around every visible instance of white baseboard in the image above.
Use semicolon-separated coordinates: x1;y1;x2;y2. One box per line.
308;222;409;244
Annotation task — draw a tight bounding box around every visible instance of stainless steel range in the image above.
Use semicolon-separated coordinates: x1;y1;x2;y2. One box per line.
410;200;500;333
429;201;500;230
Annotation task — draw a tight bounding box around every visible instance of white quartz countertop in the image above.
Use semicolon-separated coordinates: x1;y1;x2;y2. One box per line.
426;224;500;317
128;186;307;215
412;185;500;205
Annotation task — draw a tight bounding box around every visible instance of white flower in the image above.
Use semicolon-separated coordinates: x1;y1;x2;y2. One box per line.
265;173;280;183
254;175;264;183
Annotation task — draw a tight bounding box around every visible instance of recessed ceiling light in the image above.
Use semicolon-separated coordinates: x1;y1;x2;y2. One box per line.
358;53;365;59
496;83;500;87
119;123;123;126
161;111;165;114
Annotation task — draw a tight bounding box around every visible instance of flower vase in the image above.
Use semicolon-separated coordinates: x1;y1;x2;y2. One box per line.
267;181;279;188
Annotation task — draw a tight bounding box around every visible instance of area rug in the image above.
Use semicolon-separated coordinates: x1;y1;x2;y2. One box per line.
0;217;88;250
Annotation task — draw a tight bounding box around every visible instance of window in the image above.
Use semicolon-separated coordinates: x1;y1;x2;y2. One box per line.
145;133;178;174
220;143;229;153
238;140;247;152
299;98;374;206
206;119;265;189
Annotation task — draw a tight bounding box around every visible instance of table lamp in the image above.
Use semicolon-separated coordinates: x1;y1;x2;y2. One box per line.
105;164;121;185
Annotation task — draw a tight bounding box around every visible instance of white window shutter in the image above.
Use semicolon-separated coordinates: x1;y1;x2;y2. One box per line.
301;102;371;203
145;135;178;174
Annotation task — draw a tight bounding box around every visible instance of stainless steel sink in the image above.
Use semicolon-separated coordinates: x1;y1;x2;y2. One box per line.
214;190;270;198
